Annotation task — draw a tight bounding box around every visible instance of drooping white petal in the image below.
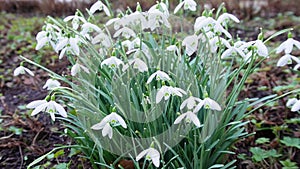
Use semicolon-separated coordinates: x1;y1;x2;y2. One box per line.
136;149;148;161
102;123;113;139
187;112;201;127
291;100;300;112
174;2;184;14
286;98;298;107
183;35;198;56
31;102;48;116
27;100;47;108
53;101;67;118
206;98;222;111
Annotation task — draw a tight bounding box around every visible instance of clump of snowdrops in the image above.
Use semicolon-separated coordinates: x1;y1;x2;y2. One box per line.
15;0;299;168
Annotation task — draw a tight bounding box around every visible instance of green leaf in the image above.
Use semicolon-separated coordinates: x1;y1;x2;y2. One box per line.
280;159;299;169
54;149;65;158
280;137;300;149
255;137;270;144
8;126;23;135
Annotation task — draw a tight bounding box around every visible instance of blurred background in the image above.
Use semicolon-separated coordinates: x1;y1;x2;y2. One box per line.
0;0;300;18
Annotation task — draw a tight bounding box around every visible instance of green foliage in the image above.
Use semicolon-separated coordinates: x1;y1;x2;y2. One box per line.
280;159;299;169
280;137;300;149
250;147;281;162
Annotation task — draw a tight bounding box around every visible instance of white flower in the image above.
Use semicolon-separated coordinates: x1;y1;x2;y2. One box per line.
80;22;102;37
113;27;136;39
156;86;187;103
55;36;80;59
208;36;229;53
147;9;171;31
194;97;221;112
149;1;169;17
174;0;197;14
136;147;160;167
14;65;34;76
101;56;124;68
35;24;61;50
43;79;61;90
221;41;247;59
276;38;300;54
124;11;148;30
89;0;111;16
174;111;201;127
242;40;268;59
123;58;148;72
92;32;111;48
286;98;300;112
146;70;171;84
166;45;179;54
277;53;300;67
71;63;90;76
27;99;67;121
63;14;87;30
180;96;202;110
217;13;240;26
182;35;198;56
91;112;127;139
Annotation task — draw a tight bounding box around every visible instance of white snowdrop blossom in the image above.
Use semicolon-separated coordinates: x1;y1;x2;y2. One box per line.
123;11;148;30
194;97;221;112
63;14;87;30
182;35;198;56
71;63;90;76
14;65;34;76
286;98;300;112
43;79;61;90
55;36;80;59
166;45;179;54
242;40;268;60
180;96;202;110
89;0;111;16
91;112;127;139
217;13;240;26
80;22;102;37
174;0;197;14
156;86;187;103
101;56;124;68
149;1;169;17
208;36;229;53
221;40;247;59
92;32;111;47
136;147;160;167
35;24;61;50
276;38;300;54
147;9;171;31
277;53;300;67
174;111;201;127
123;58;148;72
27;100;67;121
113;27;136;39
146;70;171;84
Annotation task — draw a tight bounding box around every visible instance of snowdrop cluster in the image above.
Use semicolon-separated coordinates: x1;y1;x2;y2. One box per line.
18;0;297;168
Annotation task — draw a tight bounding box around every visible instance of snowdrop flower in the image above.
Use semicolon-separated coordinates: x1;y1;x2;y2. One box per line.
124;11;148;29
106;17;122;30
91;112;127;139
277;53;300;67
71;63;90;76
182;35;198;56
174;0;197;14
80;22;102;37
174;111;201;127
286;98;300;112
276;38;300;54
89;0;111;16
146;70;171;84
242;40;268;59
209;36;229;53
55;36;80;59
136;147;160;167
180;96;202;110
147;9;171;31
43;79;61;90
217;13;240;26
63;14;87;30
166;45;179;54
27;99;67;121
194;97;221;112
113;27;136;39
149;1;169;17
101;56;124;68
14;65;34;76
92;32;111;47
35;24;61;50
221;41;247;59
123;58;148;72
156;86;187;103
